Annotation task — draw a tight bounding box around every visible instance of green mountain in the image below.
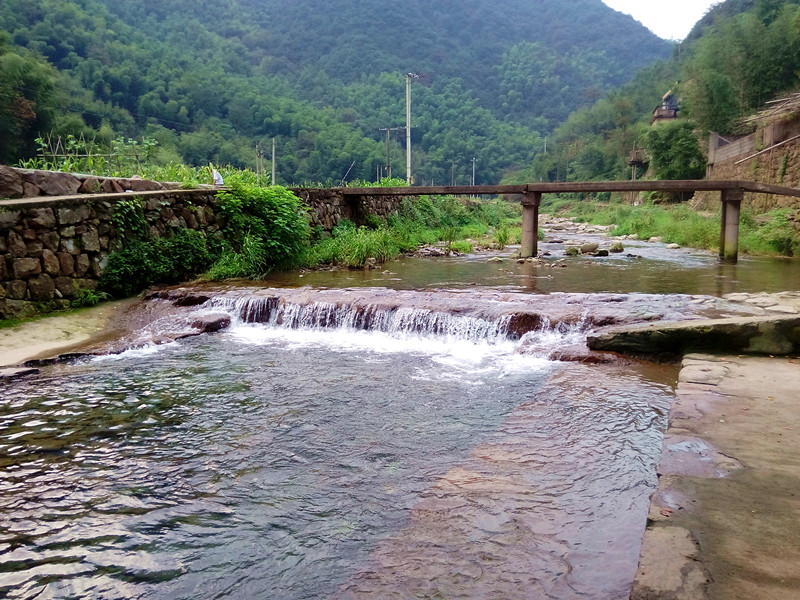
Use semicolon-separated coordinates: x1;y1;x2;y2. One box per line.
526;0;800;185
0;0;672;184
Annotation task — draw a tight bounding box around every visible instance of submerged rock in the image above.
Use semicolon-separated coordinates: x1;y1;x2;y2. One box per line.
609;242;625;253
191;314;232;333
0;367;40;379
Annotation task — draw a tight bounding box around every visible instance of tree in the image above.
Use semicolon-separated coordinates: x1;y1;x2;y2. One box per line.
0;36;58;162
646;121;706;181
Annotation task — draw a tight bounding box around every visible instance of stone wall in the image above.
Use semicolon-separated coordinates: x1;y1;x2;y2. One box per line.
0;189;222;319
291;188;409;230
0;168;409;319
0;165;177;199
697;139;800;221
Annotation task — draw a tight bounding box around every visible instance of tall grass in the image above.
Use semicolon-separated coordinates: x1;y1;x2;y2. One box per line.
302;196;523;269
555;199;800;256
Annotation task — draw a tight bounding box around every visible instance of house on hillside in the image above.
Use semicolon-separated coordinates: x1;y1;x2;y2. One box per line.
650;90;679;126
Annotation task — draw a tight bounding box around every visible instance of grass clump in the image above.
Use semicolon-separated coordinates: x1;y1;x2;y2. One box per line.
450;240;474;254
301;196;522;268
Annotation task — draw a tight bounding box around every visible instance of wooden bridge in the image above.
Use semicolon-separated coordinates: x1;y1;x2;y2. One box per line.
339;180;800;263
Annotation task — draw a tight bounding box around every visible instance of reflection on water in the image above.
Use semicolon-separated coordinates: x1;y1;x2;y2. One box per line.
0;324;674;599
266;240;800;296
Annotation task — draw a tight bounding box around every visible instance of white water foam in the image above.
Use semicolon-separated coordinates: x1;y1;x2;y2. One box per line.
226;319;552;383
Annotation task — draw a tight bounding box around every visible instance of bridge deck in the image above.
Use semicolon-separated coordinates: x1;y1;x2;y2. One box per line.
338;180;800;199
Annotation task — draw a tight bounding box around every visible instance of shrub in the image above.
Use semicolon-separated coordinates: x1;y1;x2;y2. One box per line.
450;240;473;253
216;182;309;264
207;182;310;279
100;229;213;297
71;289;112;308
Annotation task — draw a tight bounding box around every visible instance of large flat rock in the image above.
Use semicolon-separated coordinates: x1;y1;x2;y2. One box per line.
587;315;800;356
632;354;800;599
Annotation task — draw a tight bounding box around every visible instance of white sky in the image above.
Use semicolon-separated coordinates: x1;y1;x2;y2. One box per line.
602;0;720;40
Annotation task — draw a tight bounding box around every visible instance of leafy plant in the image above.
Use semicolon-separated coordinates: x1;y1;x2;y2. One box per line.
100;229;213;297
206;182;310;278
71;288;112;308
111;196;149;239
450;240;473;253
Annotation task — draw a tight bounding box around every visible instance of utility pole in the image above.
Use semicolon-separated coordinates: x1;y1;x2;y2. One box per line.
451;161;456;186
271;138;276;185
406;73;419;185
471;157;477;198
379;127;404;179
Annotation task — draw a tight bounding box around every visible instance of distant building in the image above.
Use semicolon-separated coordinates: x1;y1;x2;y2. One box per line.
651;90;679;126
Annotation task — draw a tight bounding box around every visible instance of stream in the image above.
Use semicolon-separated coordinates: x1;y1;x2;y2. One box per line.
1;237;798;599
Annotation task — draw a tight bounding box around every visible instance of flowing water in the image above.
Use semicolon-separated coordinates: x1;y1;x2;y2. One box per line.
1;241;797;599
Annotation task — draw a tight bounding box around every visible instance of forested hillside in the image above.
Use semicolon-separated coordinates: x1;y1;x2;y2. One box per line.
0;0;671;184
528;0;800;185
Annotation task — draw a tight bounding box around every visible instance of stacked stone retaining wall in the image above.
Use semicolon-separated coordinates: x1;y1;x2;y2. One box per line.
0;168;408;319
291;188;408;230
0;189;222;320
698;129;800;227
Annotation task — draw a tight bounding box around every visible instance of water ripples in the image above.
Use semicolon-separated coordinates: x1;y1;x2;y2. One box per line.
0;327;673;599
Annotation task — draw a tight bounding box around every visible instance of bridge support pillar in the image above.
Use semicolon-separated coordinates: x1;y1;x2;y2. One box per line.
521;192;541;258
720;188;743;264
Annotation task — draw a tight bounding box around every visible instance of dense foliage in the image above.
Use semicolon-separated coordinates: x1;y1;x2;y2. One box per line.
645;122;706;181
0;34;58;163
683;0;800;133
523;0;800;184
0;0;670;184
208;184;310;279
303;196;522;269
100;229;213;297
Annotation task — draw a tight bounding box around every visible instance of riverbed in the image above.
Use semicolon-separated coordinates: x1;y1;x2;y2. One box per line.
1;238;798;599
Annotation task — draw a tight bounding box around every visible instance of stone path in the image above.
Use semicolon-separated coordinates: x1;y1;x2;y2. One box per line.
632;354;800;599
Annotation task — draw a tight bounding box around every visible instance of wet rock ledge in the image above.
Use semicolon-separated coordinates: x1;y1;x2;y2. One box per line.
631;353;800;599
587;292;800;357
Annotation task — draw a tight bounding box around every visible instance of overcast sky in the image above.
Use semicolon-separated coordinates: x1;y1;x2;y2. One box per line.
602;0;720;40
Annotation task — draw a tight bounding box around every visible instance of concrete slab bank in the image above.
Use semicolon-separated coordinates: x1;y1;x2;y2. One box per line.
631;354;800;599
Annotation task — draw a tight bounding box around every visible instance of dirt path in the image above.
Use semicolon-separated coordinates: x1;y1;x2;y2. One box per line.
632;354;800;599
0;298;138;368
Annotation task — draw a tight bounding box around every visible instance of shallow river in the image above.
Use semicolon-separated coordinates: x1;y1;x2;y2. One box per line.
1;241;797;599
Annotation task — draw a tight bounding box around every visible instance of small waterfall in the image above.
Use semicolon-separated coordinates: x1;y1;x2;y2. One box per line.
209;296;515;344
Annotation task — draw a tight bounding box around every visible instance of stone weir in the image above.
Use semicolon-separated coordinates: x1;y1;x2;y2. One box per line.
44;285;773;365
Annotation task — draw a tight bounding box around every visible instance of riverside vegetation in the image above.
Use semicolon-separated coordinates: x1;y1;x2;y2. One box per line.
549;196;800;257
94;175;522;303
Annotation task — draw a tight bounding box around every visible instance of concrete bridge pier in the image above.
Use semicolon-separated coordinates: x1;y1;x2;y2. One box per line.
720;188;744;263
520;191;541;258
